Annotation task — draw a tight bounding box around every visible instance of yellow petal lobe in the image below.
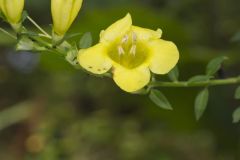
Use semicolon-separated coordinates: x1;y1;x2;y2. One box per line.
113;66;150;92
132;26;162;41
100;13;132;43
148;39;179;74
78;43;112;74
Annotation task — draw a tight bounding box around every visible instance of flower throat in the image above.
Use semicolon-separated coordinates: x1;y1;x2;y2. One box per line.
108;32;149;69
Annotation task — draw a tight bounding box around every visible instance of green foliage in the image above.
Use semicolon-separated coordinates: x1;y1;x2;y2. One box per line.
235;86;240;99
149;89;172;110
21;11;28;23
231;31;240;42
0;101;33;131
168;66;179;82
194;88;209;121
188;75;211;84
206;56;228;76
232;107;240;123
79;32;93;49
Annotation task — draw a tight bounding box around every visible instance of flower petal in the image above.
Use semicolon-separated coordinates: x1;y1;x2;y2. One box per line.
100;13;132;43
132;26;162;41
78;43;112;74
148;39;179;74
113;66;150;92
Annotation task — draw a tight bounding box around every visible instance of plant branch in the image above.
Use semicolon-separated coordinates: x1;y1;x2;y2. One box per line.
150;77;240;88
0;27;17;39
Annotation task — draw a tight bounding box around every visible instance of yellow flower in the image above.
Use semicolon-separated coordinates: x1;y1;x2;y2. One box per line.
51;0;83;36
78;13;179;92
0;0;24;24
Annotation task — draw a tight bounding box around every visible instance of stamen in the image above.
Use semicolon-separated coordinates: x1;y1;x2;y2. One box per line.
129;45;137;56
132;32;137;43
118;46;125;56
121;35;129;44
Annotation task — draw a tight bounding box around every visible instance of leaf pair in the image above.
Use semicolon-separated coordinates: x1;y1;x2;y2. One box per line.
149;88;210;121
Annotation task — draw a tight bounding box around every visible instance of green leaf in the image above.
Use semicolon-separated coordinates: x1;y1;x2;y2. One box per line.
206;56;228;76
16;36;46;51
149;89;173;110
21;10;28;23
79;32;92;49
233;107;240;123
231;31;240;42
0;11;7;21
168;66;179;82
235;86;240;99
188;75;211;84
194;88;209;120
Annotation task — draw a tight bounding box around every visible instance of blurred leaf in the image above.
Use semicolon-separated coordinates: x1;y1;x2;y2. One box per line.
0;11;6;21
233;107;240;123
168;66;179;82
16;36;46;51
0;101;33;131
188;75;212;84
231;31;240;42
206;56;228;76
149;89;173;110
79;32;92;49
234;86;240;99
194;88;209;121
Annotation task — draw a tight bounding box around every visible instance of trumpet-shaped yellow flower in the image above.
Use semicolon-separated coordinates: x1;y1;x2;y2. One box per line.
51;0;83;36
78;13;179;92
0;0;24;24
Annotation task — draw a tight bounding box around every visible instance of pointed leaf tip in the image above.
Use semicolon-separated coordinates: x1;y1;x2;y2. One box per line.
206;56;228;76
194;88;209;121
149;89;173;110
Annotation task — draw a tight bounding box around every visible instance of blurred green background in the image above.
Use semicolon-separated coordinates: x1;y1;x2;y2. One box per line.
1;0;240;160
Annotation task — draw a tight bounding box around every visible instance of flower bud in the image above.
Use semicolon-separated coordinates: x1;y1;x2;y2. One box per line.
51;0;83;36
0;0;24;24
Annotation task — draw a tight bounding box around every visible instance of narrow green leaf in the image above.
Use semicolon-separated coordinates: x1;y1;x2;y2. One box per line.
206;56;228;76
168;66;179;82
79;32;92;49
188;75;211;84
234;86;240;99
149;89;173;110
233;107;240;123
194;88;209;120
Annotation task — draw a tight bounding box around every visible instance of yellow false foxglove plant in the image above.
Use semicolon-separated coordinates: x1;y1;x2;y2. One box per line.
51;0;83;39
78;13;179;92
0;0;24;31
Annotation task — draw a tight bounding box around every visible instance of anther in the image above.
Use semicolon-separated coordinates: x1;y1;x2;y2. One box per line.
121;35;129;44
132;33;137;43
118;46;125;56
129;45;137;56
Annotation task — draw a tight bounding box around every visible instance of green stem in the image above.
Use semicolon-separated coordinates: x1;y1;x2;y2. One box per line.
150;77;240;88
0;27;17;39
27;16;51;39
